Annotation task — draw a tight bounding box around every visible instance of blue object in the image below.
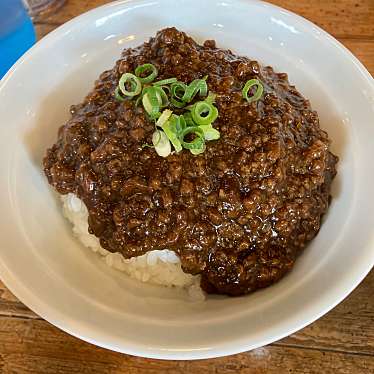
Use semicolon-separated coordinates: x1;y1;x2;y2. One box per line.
0;0;36;79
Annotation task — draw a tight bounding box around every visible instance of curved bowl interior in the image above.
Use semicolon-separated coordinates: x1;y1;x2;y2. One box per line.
0;0;373;360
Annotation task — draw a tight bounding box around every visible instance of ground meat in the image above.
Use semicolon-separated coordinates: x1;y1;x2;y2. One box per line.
43;28;338;296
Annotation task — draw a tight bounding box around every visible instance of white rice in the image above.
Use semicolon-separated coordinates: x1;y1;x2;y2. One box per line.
61;193;205;301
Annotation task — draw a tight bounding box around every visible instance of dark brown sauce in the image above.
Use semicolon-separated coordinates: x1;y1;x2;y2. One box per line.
43;28;338;296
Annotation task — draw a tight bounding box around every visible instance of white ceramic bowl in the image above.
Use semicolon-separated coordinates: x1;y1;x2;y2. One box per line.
0;0;373;360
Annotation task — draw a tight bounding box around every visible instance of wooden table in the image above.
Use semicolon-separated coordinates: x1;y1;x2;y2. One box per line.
1;1;373;372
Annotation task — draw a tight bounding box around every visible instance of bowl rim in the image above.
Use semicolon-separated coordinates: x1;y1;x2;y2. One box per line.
0;0;374;360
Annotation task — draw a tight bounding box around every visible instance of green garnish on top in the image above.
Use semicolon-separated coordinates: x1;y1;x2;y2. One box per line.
242;78;264;103
115;63;265;157
115;63;220;157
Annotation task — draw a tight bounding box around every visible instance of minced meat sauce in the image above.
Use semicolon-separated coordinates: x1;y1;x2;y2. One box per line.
43;28;338;296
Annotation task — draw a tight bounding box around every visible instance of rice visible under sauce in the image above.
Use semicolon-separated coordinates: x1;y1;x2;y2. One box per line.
61;193;205;301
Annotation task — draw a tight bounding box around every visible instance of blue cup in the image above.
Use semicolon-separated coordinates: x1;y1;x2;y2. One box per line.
0;0;36;79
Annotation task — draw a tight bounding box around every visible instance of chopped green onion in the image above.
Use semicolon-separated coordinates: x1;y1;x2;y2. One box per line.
181;78;208;102
190;101;218;125
177;114;187;133
182;112;195;127
242;79;264;103
155;86;169;108
152;130;171;157
116;66;220;157
142;86;169;119
179;126;205;152
162;117;182;153
142;93;154;116
135;63;158;84
199;77;208;96
143;85;169;107
171;82;187;99
170;98;186;108
153;77;178;86
156;109;173;128
159;85;171;94
142;87;161;119
205;92;216;104
170;81;187;108
199;124;220;141
190;143;206;155
118;73;142;97
114;86;126;102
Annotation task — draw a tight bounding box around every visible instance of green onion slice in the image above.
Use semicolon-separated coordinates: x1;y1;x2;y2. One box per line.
190;101;218;125
158;85;171;94
170;97;186;108
190;143;206;155
162;117;183;153
153;77;178;86
182;78;208;102
170;81;187;108
118;73;142;97
179;126;205;151
116;68;221;156
177;114;187;132
142;87;161;119
182;112;195;127
114;86;126;102
152;130;171;157
171;82;187;99
155;86;169;108
205;91;216;104
156;109;173;128
242;79;264;103
199;124;220;141
135;63;158;84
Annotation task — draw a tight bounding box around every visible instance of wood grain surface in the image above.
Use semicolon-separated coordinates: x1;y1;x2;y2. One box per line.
1;1;372;373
